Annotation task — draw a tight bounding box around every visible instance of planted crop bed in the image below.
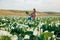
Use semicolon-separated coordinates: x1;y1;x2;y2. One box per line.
0;16;60;40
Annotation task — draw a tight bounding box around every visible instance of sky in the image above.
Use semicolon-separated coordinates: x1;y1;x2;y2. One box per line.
0;0;60;12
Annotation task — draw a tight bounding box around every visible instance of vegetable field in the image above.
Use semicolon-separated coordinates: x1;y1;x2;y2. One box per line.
0;16;60;40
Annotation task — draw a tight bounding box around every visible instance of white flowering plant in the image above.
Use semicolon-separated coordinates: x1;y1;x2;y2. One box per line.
0;16;60;40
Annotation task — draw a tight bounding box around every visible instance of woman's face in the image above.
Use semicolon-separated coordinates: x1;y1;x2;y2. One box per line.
33;9;36;12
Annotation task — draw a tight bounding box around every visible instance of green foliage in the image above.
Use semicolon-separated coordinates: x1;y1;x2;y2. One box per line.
25;11;29;15
44;32;53;40
0;16;60;40
0;36;11;40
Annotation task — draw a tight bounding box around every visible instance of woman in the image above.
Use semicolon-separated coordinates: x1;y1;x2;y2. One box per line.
30;8;36;20
27;8;36;21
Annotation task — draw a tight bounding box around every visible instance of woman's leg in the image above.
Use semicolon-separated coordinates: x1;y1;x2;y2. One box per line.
32;16;35;20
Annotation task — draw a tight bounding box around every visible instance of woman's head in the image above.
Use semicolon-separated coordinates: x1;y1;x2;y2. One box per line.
33;8;36;12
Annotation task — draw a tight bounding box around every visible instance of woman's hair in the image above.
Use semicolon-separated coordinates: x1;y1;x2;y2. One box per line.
33;8;36;12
